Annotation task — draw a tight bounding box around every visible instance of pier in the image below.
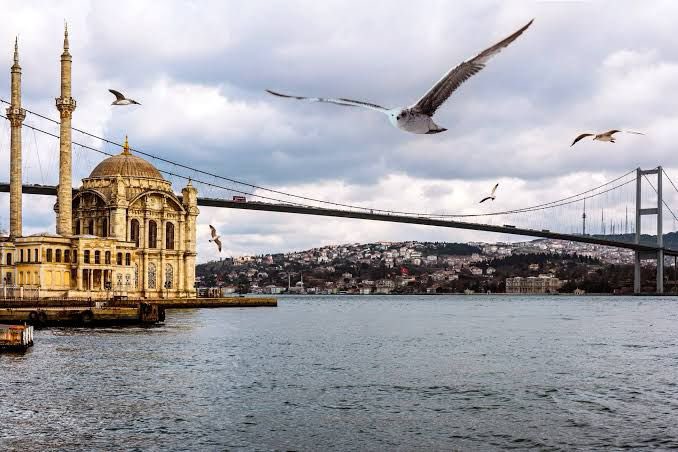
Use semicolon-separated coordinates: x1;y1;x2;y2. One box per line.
0;296;277;327
0;303;164;327
155;297;278;309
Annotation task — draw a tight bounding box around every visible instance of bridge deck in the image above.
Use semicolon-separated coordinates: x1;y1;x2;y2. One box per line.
2;182;676;256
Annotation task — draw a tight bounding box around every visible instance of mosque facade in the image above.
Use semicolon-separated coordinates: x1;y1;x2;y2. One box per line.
1;28;199;299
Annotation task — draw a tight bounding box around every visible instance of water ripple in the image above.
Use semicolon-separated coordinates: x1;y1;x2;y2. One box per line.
2;295;678;450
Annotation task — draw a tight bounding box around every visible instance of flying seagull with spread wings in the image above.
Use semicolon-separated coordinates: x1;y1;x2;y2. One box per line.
571;130;645;146
479;183;499;204
267;19;533;134
209;225;222;253
109;89;141;106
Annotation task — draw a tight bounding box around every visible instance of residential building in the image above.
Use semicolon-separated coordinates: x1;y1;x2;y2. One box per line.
505;276;562;294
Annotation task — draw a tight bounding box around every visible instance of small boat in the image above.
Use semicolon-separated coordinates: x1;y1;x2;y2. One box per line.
0;323;34;352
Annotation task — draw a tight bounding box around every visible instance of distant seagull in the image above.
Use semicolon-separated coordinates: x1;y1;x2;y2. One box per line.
570;130;644;146
209;225;222;253
266;19;534;135
109;89;141;105
479;183;499;203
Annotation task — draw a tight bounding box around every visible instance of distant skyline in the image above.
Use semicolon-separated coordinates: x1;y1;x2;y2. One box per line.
1;0;678;262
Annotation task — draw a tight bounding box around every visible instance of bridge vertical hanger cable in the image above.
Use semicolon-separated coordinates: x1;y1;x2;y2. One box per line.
31;128;45;184
23;123;31;178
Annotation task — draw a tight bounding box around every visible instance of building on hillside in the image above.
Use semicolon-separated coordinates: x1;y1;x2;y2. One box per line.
1;28;198;300
505;276;562;294
264;285;285;295
375;279;395;294
469;267;483;276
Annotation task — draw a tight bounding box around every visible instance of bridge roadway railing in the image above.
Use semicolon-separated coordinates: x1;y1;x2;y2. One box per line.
2;182;676;256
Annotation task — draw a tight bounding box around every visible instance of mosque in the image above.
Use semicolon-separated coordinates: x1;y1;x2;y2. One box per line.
0;27;199;299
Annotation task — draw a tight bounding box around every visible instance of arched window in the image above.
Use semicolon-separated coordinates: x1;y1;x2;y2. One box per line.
101;218;108;237
130;219;140;247
75;220;81;235
95;251;101;264
165;264;174;289
148;220;157;248
87;219;94;235
6;253;11;265
56;249;62;263
125;253;131;266
64;249;70;263
117;252;123;266
165;223;175;250
148;263;157;289
105;251;111;265
46;249;53;262
84;250;90;264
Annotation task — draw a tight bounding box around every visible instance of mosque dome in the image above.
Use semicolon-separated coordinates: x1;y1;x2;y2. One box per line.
88;137;163;180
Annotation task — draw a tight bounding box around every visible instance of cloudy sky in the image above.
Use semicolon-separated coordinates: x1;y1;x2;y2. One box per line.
1;0;678;262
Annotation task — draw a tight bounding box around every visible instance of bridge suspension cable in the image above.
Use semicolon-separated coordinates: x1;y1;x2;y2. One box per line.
0;98;643;221
643;174;678;222
0;112;315;208
662;168;678;197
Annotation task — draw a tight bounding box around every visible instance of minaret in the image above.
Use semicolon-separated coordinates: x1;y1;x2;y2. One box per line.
181;178;199;296
7;37;26;239
56;23;76;236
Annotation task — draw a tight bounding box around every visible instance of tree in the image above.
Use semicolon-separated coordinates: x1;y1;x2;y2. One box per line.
236;274;250;295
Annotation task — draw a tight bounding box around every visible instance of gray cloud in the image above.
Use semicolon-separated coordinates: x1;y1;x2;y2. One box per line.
2;1;678;259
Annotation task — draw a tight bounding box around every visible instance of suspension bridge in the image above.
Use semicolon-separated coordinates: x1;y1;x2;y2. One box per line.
2;98;678;293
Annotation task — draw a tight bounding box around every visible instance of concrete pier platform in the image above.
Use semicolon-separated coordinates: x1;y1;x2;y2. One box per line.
0;303;164;327
153;297;277;309
0;297;275;327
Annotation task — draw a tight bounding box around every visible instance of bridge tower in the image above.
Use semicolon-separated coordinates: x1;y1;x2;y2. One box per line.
7;37;26;239
56;23;76;237
581;199;586;235
634;167;663;294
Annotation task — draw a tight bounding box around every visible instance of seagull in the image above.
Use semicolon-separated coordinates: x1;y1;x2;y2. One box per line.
209;225;222;253
109;89;141;106
479;183;499;203
266;19;533;135
570;130;644;147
